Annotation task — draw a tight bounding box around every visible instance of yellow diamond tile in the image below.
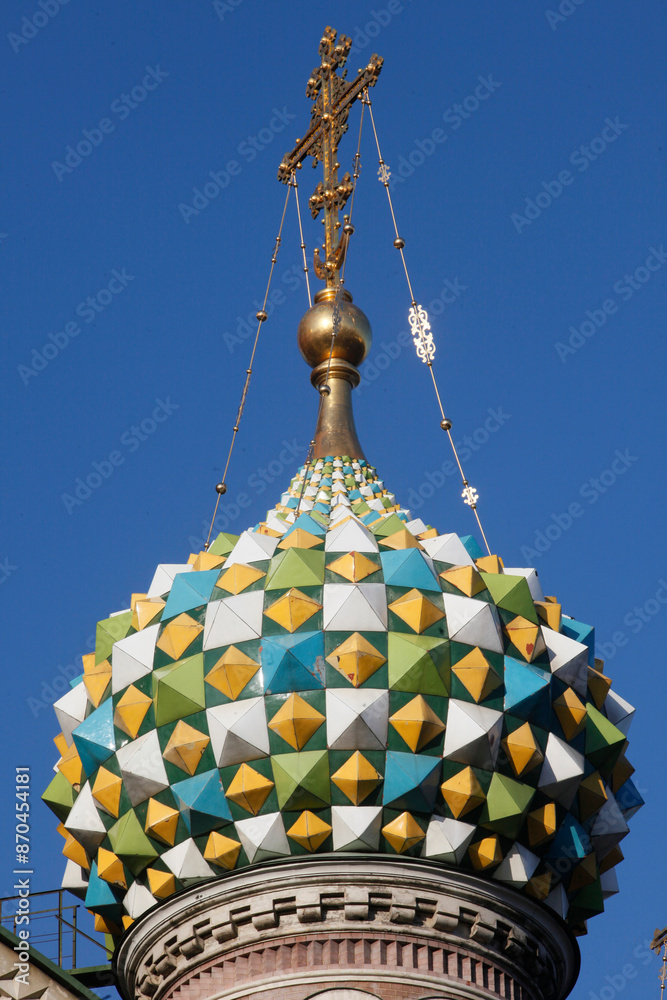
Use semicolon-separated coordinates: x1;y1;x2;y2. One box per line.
286;811;332;851
94;914;120;935
263;588;322;632
587;668;612;709
144;798;180;846
553;688;587;740
526;802;557;847
382;812;425;854
92;767;122;817
57;743;84;787
327;551;379;583
205;646;261;701
62;833;89;870
502;722;543;777
417;527;438;540
131;598;166;632
53;732;68;756
389;589;444;633
452;647;502;702
216;563;266;595
114;685;152;739
331;751;382;805
146;868;176;899
97;847;127;889
278;529;323;550
163;720;210;775
378;528;423;551
578;771;608;821
468;835;502;870
204;831;242;869
268;693;325;750
525;872;552;900
440;564;486;597
389;694;444;751
326;632;386;687
440;766;485;819
226;763;274;815
535;599;562;632
156;613;203;659
475;555;504;574
192;551;227;572
569;853;598;892
504;616;541;662
82;654;112;707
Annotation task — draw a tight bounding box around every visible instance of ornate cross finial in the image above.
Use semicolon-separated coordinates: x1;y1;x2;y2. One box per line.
278;26;383;287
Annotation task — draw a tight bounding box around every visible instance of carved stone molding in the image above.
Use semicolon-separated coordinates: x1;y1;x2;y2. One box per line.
113;857;579;1000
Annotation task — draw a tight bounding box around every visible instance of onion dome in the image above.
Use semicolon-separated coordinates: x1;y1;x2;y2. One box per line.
43;457;641;937
43;24;641;945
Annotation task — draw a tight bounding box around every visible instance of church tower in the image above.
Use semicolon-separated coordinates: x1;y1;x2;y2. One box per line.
43;27;642;1000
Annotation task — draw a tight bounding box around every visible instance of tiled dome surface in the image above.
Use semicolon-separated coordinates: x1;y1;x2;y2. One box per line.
43;457;641;936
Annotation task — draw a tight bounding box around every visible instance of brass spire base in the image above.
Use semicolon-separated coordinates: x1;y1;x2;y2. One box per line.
310;358;365;460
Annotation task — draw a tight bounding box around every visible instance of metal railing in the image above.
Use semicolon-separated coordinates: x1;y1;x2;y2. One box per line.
0;888;113;971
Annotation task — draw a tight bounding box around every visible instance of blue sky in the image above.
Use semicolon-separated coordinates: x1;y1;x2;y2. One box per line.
1;1;665;996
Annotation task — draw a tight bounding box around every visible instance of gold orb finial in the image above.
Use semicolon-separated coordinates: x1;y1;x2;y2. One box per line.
297;288;372;370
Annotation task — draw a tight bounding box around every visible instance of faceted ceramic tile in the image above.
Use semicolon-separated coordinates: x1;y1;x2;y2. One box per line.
235;812;290;863
480;573;537;623
326;689;389;750
326;632;386;687
538;733;585;808
331;751;382;805
54;684;89;746
323;584;387;631
451;647;502;703
264;588;322;632
587;668;612;711
526;802;558;847
585;705;626;771
92;767;122;817
553;688;587;740
114;685;152;739
116;731;169;806
268;693;325;750
504;616;544;664
64;783;107;855
440;565;486;598
389;590;444;634
440;766;485;819
144;798;180;846
146;564;192;599
207;698;270;767
72;699;116;777
578;772;608;821
493;843;539;888
83;655;112;708
224;530;278;567
442;595;502;653
542;628;589;695
503;657;551;723
172;770;232;835
124;881;155;918
271;750;330;810
324;518;379;553
225;763;274;815
387;633;449;695
331;805;382;851
286;810;332;851
327;551;379;583
204;830;242;869
468;835;503;870
534;600;562;632
216;563;266;595
479;773;535;838
162;839;215;880
602;690;635;736
153;655;205;726
205;646;260;701
163;720;210;775
380;549;440;591
389;694;444;751
261;631;325;692
191;551;226;572
203;593;264;649
107;810;158;874
382;812;425;854
383;752;441;811
162;571;219;620
502;723;544;777
421;533;475;566
277;528;323;550
422;815;476;863
156;615;203;661
443;700;503;769
265;548;325;590
62;859;89;898
378;528;423;551
475;555;504;574
502;568;545;602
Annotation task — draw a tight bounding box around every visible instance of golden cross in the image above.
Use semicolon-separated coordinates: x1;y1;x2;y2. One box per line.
278;26;383;288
